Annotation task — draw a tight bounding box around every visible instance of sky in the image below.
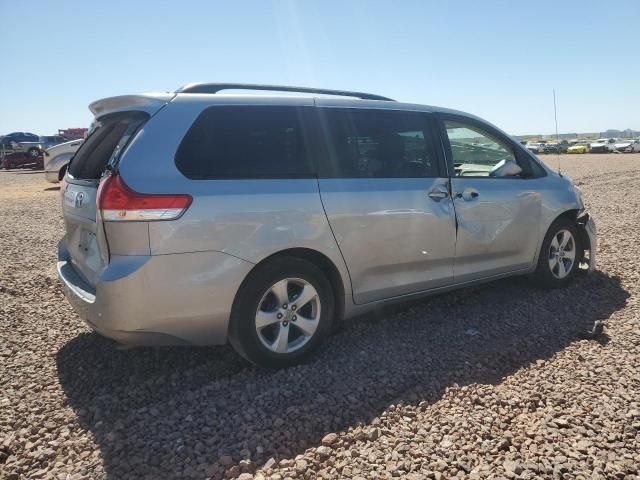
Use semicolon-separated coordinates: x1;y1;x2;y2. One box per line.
1;0;638;136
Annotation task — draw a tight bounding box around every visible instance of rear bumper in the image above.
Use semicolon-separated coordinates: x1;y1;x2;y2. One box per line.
57;241;254;346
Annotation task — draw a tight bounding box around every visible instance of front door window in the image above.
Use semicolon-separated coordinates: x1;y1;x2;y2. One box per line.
445;121;518;177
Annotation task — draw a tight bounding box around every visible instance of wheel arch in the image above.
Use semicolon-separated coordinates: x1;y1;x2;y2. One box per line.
533;208;590;269
555;208;581;223
58;163;68;181
235;247;347;330
552;208;587;254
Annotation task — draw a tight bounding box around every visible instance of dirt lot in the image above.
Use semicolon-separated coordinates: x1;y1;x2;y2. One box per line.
1;154;639;480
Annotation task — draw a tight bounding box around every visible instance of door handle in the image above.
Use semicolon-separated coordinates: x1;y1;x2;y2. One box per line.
455;189;479;201
427;188;449;201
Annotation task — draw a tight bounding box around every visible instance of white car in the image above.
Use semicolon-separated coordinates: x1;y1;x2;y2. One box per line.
589;138;616;153
44;139;83;183
525;142;545;154
613;139;640;153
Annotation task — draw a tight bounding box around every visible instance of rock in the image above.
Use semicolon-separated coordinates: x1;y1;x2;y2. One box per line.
368;428;381;441
316;446;332;459
263;458;277;470
406;474;427;480
321;433;338;447
295;459;308;473
497;437;512;451
240;458;256;473
503;460;523;475
227;465;241;478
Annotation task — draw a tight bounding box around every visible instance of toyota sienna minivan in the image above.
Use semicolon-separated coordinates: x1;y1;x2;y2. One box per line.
58;83;596;367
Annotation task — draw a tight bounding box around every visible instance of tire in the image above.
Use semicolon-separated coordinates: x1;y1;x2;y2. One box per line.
533;217;581;288
228;257;335;368
58;165;67;181
28;147;40;158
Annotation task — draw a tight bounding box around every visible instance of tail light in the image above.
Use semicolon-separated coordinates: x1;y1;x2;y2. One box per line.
97;174;192;221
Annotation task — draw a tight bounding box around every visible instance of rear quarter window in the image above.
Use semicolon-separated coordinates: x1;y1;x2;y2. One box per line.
175;106;315;179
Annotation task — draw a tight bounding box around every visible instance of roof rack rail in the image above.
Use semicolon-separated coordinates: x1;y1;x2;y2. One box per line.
176;83;395;102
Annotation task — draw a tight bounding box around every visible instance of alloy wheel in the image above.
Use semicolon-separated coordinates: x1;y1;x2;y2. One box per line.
548;229;576;279
255;277;321;354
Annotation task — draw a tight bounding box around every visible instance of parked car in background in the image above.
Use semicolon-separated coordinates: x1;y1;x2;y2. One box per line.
589;138;616;153
525;142;545;154
1;131;39;147
44;139;83;182
542;142;561;154
0;132;44;158
40;135;67;149
559;140;570;153
567;142;590;154
57;83;596;368
613;139;640;153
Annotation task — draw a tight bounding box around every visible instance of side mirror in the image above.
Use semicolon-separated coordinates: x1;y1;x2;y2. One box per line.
490;159;523;177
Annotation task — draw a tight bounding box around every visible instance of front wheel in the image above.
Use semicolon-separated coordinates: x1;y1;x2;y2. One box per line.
228;257;335;368
533;218;581;288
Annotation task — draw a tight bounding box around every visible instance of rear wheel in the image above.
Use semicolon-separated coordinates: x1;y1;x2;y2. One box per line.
533;218;581;288
228;257;334;368
28;147;40;158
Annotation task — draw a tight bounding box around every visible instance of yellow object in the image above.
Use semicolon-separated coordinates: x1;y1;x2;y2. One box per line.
567;145;590;154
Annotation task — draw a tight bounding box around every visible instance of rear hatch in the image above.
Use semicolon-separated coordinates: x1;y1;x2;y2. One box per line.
61;111;149;287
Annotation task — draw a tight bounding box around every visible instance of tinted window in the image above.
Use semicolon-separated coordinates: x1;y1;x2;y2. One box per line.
444;121;518;177
175;106;314;179
69;111;148;180
317;109;439;178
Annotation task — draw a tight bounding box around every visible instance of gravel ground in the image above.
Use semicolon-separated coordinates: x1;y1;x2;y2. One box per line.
1;154;639;480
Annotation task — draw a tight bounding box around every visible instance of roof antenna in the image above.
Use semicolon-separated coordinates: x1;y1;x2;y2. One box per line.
553;89;561;176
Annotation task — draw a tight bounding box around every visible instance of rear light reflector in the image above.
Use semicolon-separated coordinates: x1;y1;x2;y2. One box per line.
97;174;192;221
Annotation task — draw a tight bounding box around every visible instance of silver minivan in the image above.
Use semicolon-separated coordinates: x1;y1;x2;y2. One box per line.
58;83;596;367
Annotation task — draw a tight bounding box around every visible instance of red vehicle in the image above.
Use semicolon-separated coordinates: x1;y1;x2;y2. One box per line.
58;128;88;140
1;151;44;170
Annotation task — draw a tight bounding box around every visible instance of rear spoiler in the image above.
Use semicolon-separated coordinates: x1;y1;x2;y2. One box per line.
89;93;176;118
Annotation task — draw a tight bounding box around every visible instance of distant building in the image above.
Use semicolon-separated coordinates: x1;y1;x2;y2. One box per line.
600;129;639;138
